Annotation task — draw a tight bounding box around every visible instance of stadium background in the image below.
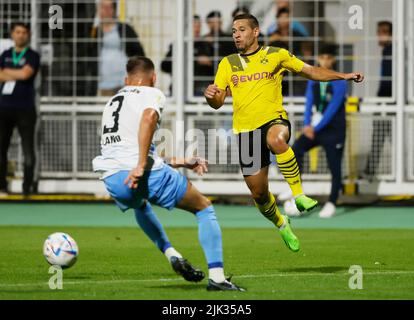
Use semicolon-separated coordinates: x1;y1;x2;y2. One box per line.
0;0;412;198
0;0;413;301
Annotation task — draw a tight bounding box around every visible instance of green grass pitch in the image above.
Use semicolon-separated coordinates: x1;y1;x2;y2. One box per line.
0;204;413;299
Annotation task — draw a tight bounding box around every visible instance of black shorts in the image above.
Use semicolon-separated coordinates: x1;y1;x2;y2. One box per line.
237;117;291;176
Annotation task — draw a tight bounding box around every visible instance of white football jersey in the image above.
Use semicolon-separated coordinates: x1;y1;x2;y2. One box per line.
92;86;166;174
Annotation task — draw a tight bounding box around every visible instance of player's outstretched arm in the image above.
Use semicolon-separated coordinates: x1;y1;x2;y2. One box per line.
166;156;208;176
299;63;364;83
204;84;226;109
124;108;159;189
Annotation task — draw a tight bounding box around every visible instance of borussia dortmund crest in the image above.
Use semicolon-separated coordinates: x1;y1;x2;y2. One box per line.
260;56;269;65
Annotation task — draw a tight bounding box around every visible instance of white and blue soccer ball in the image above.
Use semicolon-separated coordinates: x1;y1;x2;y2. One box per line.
283;198;301;217
43;232;79;268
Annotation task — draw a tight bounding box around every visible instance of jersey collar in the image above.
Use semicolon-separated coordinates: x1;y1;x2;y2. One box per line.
239;46;262;57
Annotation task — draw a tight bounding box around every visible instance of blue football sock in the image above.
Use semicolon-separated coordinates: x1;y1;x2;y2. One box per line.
134;202;171;253
195;205;223;269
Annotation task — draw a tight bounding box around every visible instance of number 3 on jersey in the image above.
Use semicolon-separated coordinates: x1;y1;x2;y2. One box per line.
103;96;124;134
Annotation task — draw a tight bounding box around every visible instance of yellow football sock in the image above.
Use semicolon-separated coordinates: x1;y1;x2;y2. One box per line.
276;147;303;197
254;192;284;228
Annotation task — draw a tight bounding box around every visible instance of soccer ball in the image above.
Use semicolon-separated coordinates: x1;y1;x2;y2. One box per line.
43;232;79;268
283;198;301;217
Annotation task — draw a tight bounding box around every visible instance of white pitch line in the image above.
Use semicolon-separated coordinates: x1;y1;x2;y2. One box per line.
0;271;413;288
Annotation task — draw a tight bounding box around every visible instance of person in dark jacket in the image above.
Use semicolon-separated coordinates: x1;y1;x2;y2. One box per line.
87;0;145;96
161;15;213;96
284;44;347;218
364;21;393;177
203;11;235;74
268;8;304;56
268;7;310;97
376;21;392;98
0;22;40;196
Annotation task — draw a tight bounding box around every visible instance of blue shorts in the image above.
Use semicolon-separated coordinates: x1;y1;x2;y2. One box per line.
104;165;188;212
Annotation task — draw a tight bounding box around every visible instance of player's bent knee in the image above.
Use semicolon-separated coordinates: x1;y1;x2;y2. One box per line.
268;136;288;154
190;195;212;213
199;196;212;210
275;136;288;152
179;187;212;213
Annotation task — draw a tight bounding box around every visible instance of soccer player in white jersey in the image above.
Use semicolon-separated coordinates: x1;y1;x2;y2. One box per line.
92;56;244;291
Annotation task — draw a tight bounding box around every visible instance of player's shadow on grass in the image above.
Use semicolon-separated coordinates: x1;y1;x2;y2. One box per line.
331;207;363;217
330;204;377;217
291;206;368;218
278;266;348;273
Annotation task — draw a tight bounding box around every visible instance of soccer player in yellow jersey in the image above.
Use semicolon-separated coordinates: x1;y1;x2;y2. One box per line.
204;14;364;252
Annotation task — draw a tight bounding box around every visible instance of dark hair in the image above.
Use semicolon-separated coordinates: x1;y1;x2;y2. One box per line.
319;43;337;56
233;13;259;29
377;21;392;35
126;56;154;75
207;10;221;20
232;5;250;18
11;22;30;32
193;15;200;21
276;7;290;18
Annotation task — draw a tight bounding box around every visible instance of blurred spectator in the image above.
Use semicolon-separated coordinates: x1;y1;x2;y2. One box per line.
232;5;250;19
203;11;235;72
288;44;347;218
364;21;393;177
376;21;392;98
161;15;213;96
0;22;40;196
261;0;309;37
268;7;304;54
88;0;145;96
268;7;309;96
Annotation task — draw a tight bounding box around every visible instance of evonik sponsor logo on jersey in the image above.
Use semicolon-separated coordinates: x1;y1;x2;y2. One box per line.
231;71;277;86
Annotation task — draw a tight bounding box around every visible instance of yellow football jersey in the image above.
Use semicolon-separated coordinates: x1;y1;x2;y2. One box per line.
214;46;305;133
